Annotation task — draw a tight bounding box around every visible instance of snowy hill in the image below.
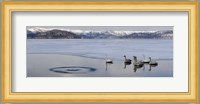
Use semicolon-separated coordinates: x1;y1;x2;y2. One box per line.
27;27;173;39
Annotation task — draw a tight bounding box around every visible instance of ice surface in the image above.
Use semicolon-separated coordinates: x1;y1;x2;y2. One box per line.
27;39;173;61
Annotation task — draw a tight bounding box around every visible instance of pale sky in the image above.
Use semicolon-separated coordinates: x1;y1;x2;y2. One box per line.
27;26;173;31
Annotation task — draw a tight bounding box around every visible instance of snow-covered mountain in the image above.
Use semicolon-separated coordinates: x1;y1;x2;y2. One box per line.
27;27;52;33
27;27;173;39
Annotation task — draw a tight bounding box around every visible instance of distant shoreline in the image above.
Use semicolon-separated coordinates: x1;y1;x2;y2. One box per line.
27;29;173;39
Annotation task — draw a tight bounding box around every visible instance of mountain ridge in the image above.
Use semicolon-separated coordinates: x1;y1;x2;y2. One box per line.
27;28;173;39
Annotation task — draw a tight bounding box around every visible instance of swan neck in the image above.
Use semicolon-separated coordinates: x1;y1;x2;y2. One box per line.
134;57;137;62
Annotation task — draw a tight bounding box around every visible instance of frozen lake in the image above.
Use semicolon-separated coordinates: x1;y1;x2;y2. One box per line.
27;39;173;77
27;39;173;61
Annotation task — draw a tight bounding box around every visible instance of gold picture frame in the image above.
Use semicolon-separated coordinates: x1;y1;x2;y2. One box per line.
2;1;199;102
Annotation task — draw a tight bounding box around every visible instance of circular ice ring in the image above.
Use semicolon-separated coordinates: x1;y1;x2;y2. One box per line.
49;66;97;74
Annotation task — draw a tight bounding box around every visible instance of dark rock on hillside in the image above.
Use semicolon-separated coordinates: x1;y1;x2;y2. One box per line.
27;29;81;39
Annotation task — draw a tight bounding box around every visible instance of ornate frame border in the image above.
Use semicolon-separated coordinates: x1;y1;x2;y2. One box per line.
2;2;198;102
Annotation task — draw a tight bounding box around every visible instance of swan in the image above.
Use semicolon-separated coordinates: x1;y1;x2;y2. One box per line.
124;55;132;63
105;55;113;64
106;59;113;64
149;57;158;65
133;56;144;67
142;54;150;63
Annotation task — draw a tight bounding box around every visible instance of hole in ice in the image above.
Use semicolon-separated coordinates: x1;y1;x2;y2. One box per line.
49;66;97;74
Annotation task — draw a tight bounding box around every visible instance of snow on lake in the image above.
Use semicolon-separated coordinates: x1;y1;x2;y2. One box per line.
27;39;173;61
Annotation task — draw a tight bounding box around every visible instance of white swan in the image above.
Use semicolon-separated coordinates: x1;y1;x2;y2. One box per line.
124;55;131;63
149;57;158;65
106;59;113;64
142;54;150;63
105;55;113;64
133;56;144;67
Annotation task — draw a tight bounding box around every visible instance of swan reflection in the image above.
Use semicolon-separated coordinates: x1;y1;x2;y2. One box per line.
105;62;113;71
133;65;144;72
124;62;131;69
149;64;158;71
133;64;158;72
